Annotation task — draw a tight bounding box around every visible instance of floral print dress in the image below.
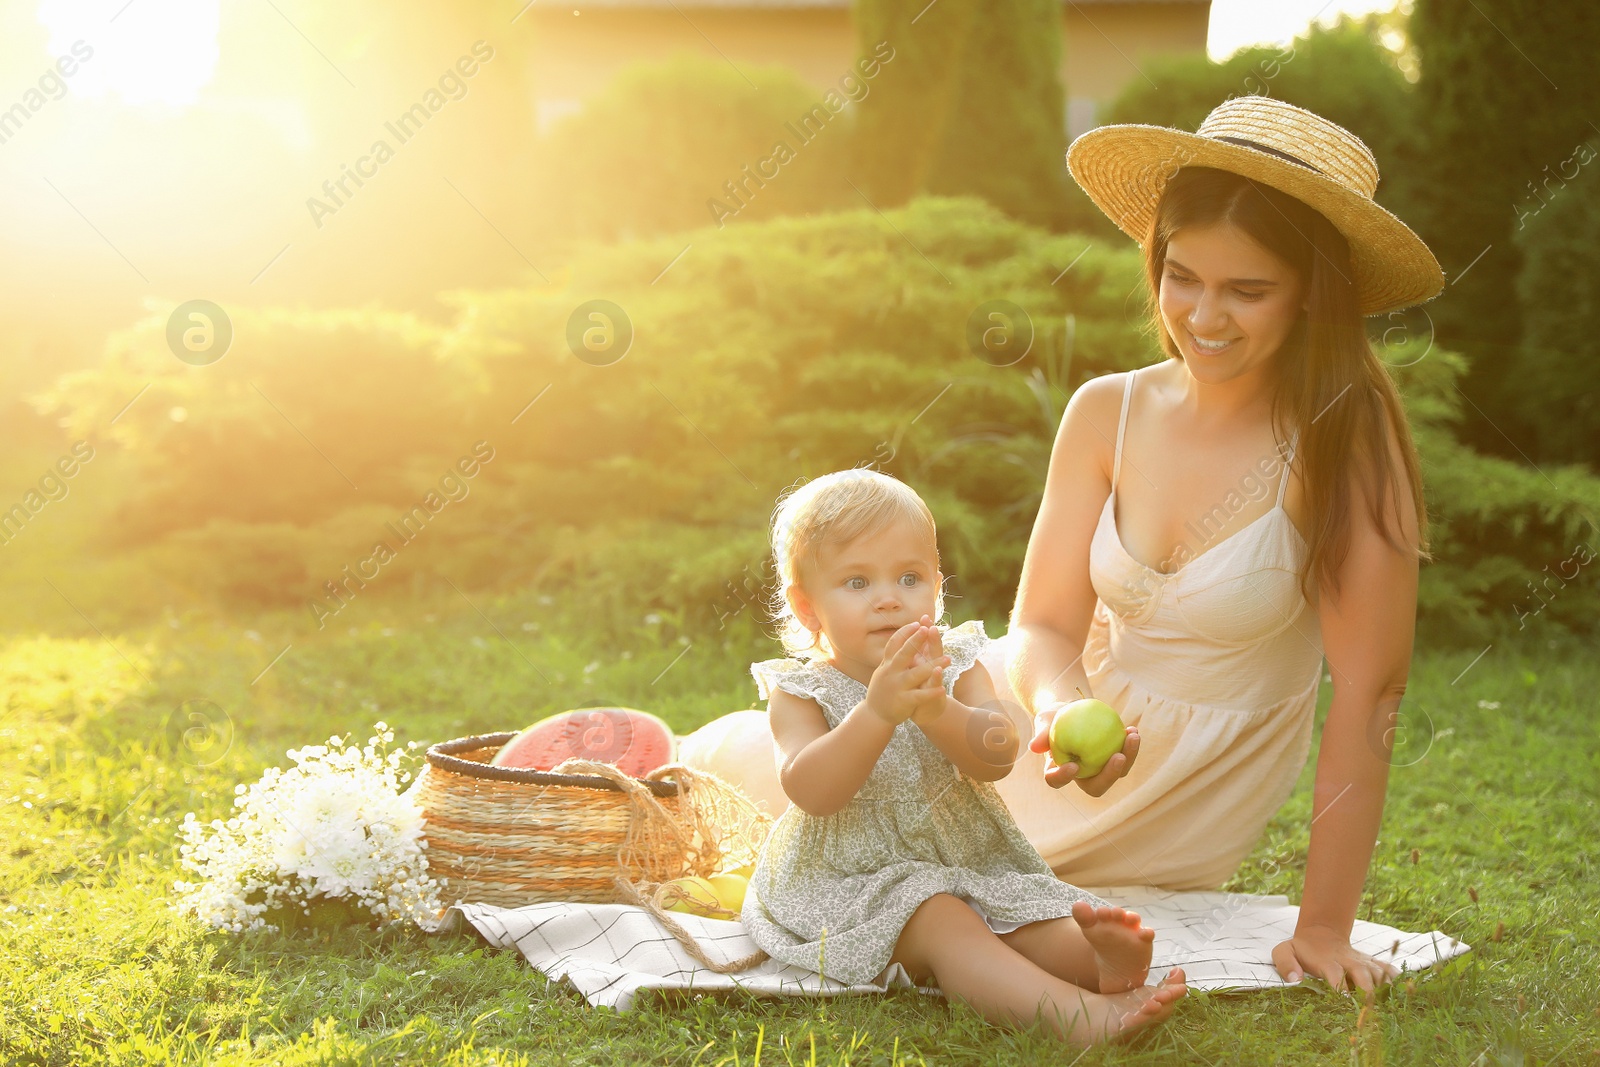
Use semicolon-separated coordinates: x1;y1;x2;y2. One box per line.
740;619;1110;985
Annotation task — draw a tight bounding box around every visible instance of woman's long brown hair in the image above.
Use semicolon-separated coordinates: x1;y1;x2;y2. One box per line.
1142;166;1432;604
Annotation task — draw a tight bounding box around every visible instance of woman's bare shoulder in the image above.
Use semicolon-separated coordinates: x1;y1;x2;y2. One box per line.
1060;370;1136;483
1069;369;1129;405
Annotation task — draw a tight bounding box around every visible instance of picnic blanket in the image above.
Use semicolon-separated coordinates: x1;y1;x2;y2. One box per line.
435;885;1471;1010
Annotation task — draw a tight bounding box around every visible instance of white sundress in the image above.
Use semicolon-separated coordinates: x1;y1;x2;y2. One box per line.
980;363;1327;890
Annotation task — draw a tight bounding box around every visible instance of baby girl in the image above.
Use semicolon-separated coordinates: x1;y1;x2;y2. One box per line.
740;468;1186;1045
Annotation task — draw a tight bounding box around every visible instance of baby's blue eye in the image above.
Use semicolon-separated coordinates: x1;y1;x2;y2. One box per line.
846;576;866;590
899;573;919;587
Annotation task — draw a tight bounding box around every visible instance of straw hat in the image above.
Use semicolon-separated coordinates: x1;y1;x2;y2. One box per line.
1066;96;1444;316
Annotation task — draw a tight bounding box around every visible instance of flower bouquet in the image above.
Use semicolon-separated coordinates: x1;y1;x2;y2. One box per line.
173;723;446;933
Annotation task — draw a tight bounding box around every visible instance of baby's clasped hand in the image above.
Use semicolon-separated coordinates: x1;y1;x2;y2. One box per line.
865;616;950;726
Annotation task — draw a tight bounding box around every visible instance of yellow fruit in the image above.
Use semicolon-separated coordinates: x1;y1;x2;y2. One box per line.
708;873;749;913
663;876;722;917
728;863;756;880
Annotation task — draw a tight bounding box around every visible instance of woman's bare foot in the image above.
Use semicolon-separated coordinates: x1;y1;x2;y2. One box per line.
1046;967;1188;1046
1071;900;1156;993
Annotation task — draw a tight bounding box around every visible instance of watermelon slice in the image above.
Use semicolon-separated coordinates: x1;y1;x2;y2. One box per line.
490;707;675;778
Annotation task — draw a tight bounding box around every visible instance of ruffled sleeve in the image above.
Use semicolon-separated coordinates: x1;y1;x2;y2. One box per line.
750;657;826;704
938;619;989;693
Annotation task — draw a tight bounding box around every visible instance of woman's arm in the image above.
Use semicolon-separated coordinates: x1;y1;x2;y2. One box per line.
1271;429;1421;992
1011;374;1142;795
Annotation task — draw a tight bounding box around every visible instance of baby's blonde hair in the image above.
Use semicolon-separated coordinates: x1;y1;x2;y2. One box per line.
768;468;942;660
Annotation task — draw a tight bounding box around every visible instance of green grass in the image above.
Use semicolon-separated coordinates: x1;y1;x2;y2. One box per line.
1;598;1596;1065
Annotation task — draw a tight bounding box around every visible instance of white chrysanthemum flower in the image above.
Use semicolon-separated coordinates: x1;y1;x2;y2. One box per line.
172;723;444;933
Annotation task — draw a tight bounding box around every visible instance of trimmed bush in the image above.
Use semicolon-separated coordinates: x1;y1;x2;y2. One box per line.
34;198;1600;644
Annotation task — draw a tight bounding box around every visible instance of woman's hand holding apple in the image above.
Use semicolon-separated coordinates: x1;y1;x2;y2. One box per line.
1028;699;1140;795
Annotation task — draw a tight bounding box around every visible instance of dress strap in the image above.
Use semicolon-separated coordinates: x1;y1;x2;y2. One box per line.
1111;368;1137;492
1275;428;1300;508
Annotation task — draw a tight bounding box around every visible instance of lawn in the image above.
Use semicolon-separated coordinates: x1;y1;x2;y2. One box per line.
1;596;1596;1065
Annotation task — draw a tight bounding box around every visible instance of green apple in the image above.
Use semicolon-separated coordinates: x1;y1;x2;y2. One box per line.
1049;690;1126;778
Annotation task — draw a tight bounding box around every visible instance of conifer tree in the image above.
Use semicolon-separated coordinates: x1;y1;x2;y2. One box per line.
1409;0;1600;460
852;0;1070;228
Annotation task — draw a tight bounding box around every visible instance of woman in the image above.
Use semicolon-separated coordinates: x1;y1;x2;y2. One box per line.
982;96;1442;994
682;96;1441;995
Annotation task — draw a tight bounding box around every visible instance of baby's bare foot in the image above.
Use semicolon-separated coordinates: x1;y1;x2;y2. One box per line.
1072;900;1155;993
1050;967;1188;1047
1100;967;1188;1044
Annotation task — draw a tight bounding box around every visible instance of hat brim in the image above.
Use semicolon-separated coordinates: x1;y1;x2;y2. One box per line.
1066;124;1445;317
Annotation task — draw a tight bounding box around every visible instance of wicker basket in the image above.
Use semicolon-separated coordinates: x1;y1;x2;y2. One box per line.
408;732;771;909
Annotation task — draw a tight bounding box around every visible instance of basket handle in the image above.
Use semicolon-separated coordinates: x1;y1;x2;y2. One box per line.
549;758;698;871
